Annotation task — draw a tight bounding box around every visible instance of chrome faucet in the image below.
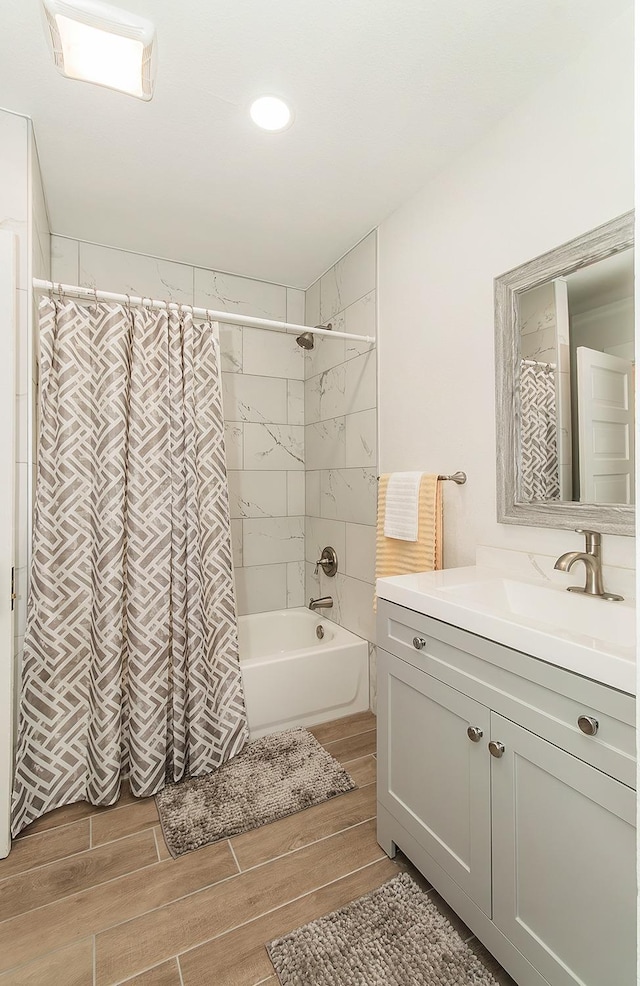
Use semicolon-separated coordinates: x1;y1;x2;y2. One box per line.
554;529;623;601
308;595;333;611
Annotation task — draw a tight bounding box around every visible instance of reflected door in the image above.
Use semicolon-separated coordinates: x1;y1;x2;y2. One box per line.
576;346;634;504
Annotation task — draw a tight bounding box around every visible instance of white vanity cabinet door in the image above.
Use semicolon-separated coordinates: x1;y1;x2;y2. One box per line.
490;713;636;986
377;648;492;915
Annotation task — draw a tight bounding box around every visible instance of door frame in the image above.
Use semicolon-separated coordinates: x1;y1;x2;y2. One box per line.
0;230;16;857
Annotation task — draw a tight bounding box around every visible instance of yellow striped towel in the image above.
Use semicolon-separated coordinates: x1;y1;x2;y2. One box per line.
374;473;442;609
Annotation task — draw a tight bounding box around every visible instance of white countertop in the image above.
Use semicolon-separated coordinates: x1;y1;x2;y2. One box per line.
377;566;636;695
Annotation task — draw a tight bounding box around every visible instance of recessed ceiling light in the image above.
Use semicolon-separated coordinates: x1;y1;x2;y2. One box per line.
249;96;293;132
41;0;156;100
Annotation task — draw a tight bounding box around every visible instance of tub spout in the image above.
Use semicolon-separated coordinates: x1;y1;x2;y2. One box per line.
309;595;333;611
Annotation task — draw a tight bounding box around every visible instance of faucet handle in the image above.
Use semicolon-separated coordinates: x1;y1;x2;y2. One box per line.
314;546;338;577
575;529;601;552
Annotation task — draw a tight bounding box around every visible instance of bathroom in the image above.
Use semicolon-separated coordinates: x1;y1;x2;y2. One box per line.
0;1;636;984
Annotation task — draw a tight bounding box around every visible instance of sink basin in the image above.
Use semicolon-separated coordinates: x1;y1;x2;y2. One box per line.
436;578;636;650
376;566;636;694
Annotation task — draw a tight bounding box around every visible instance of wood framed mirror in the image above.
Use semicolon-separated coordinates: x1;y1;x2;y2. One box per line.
495;211;634;535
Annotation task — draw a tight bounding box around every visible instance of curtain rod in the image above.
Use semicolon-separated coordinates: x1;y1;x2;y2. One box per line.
520;357;557;369
32;279;376;344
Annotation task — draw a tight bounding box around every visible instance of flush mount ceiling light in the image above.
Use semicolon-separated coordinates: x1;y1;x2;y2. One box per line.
41;0;156;100
249;96;293;132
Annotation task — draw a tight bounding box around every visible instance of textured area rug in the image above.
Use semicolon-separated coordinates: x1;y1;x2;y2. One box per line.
156;728;356;857
267;873;500;986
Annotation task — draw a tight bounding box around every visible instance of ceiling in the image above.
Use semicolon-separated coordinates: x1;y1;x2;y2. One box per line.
0;0;632;287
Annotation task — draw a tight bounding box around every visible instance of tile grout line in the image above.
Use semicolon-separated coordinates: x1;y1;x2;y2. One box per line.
13;815;89;845
175;853;388;965
227;839;241;874
0;840;166;929
89;816;380;951
233;811;377;872
151;826;162;863
177;954;186;986
323;727;377;749
0;936;96;982
14;793;146;842
0;825;158;890
107;853;389;986
341;753;376;768
0;862;461;986
231;785;377;869
314;717;376;742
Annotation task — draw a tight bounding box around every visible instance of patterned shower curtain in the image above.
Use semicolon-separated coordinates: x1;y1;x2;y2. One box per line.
11;298;248;836
519;360;561;502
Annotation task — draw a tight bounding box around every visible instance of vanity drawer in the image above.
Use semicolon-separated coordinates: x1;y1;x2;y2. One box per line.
378;599;636;788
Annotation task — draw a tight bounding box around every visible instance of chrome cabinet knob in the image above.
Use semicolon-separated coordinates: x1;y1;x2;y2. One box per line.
412;636;426;650
467;726;483;743
577;715;599;736
488;740;505;758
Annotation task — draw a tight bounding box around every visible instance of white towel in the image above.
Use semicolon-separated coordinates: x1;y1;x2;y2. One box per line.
383;472;423;541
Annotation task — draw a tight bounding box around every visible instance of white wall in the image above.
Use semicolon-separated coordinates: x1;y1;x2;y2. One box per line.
378;9;634;577
51;236;306;616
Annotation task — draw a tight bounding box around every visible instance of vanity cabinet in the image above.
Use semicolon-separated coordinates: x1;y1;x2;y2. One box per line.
377;598;636;986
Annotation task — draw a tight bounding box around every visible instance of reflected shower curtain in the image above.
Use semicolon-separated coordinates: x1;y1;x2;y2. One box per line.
11;298;248;836
519;360;561;502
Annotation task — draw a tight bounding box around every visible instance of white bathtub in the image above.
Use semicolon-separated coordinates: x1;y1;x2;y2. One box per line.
238;608;369;738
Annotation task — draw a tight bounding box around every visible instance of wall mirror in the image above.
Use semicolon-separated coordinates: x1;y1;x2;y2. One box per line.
495;211;634;535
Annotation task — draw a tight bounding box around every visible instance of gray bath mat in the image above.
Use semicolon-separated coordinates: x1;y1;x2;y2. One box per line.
267;872;500;986
156;728;356;857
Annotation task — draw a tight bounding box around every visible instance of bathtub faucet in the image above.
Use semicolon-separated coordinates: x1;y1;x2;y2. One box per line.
308;595;333;611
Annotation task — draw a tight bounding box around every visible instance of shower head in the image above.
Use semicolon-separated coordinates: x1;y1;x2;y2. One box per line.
295;331;315;350
295;324;332;351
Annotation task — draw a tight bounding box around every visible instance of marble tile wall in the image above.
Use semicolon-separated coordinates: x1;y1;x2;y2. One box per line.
303;231;378;710
476;544;635;601
51;234;306;616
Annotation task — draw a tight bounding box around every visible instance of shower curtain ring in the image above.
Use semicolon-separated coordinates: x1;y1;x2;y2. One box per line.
57;282;63;302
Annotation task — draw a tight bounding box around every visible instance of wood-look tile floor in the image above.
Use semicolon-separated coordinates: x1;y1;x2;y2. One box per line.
0;711;515;986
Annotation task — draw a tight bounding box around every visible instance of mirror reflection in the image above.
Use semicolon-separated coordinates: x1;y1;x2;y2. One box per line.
517;248;634;506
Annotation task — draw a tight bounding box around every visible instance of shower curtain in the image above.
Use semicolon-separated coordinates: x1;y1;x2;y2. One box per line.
11;298;248;836
519;360;561;502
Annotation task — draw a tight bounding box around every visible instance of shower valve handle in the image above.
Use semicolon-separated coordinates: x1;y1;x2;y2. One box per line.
314;546;338;577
